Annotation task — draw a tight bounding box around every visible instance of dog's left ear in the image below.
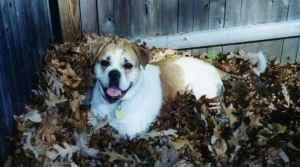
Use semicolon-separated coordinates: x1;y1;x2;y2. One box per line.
132;44;150;67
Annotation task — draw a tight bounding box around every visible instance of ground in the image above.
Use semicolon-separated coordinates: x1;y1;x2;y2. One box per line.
7;35;300;167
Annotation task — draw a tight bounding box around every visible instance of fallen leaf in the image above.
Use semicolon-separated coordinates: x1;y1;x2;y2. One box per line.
46;142;79;161
24;110;42;123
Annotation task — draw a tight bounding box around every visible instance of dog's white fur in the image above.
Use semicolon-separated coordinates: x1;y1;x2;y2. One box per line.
173;57;223;99
90;41;223;138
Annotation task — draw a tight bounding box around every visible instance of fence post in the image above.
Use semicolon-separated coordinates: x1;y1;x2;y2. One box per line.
56;0;81;41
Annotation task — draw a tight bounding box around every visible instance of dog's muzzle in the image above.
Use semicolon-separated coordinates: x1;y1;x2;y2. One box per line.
97;69;133;103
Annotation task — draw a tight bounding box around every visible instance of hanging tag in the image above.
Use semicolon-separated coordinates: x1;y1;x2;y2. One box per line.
115;107;125;120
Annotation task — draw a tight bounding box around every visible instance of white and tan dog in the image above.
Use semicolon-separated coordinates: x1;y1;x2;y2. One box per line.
89;39;223;138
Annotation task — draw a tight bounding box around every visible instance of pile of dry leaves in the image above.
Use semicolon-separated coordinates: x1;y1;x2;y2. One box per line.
8;35;300;166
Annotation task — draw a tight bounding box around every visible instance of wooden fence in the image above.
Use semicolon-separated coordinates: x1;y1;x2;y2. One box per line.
0;0;53;162
58;0;300;64
0;0;300;163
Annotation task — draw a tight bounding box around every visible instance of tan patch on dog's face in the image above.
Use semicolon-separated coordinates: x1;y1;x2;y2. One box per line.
94;39;148;68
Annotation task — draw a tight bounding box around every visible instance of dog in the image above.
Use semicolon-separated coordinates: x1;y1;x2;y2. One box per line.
89;38;224;138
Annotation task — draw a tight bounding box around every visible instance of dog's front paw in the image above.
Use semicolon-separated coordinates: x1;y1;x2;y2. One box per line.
87;112;108;132
87;112;98;128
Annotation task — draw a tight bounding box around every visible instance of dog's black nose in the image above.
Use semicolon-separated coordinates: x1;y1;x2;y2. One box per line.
108;69;121;87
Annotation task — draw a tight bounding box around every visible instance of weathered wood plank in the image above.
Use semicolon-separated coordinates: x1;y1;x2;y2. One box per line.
184;0;209;55
178;0;193;33
36;0;53;52
0;0;26;109
224;0;241;28
0;1;53;161
265;0;288;61
191;48;208;56
49;0;62;41
209;0;225;29
27;0;53;82
222;0;242;53
239;0;268;53
241;0;268;25
257;39;284;61
0;0;13;138
97;0;114;35
113;0;130;37
297;43;300;63
285;0;300;21
193;0;209;31
144;0;162;35
282;0;300;64
208;0;226;56
0;50;13;134
137;21;300;49
80;0;98;33
161;0;178;35
268;0;290;22
281;38;300;64
239;0;288;62
256;0;289;62
129;0;147;36
14;0;34;96
57;0;81;41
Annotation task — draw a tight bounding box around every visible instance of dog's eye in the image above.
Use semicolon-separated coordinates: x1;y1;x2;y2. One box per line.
100;60;110;67
123;63;133;70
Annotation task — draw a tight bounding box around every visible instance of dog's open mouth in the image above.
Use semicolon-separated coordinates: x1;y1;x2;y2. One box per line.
102;83;133;103
105;87;123;98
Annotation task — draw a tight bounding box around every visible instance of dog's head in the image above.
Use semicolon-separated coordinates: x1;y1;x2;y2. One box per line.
93;39;149;103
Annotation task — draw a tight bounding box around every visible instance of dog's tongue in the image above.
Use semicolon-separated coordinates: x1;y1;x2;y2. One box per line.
106;87;122;97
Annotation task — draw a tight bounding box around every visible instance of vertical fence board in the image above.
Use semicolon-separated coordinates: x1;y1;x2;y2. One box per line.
27;0;43;71
15;0;33;102
238;0;288;62
282;38;300;64
209;0;225;29
193;0;209;31
57;0;81;41
239;0;268;52
254;0;288;61
0;3;13;129
49;0;62;41
240;0;269;25
222;0;242;53
0;5;13;162
282;0;300;64
80;0;98;33
178;0;193;33
97;0;114;35
0;0;25;110
297;44;300;63
268;0;289;22
0;0;53;162
191;0;210;54
129;0;147;36
35;0;53;57
208;0;226;56
113;0;130;37
161;0;178;35
224;0;241;28
26;0;53;85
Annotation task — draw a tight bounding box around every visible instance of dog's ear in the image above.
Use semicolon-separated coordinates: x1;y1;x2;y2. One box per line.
132;44;150;67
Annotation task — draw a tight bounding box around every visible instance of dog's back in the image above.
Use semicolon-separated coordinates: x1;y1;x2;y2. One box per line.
158;57;223;99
